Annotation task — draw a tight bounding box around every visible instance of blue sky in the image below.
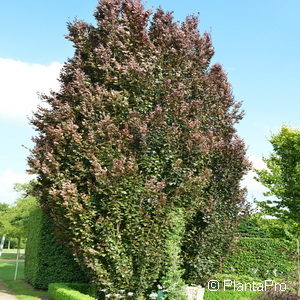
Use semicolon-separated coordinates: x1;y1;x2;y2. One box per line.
1;0;300;203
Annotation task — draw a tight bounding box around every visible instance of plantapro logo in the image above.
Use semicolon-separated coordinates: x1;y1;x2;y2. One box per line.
207;279;287;292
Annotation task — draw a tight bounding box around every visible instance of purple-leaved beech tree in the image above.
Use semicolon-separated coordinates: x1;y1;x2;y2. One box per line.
28;0;250;296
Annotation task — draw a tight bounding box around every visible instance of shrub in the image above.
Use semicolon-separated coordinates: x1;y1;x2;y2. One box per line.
48;283;96;300
25;208;88;289
222;237;297;280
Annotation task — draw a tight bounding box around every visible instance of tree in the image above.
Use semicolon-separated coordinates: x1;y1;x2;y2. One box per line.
0;203;9;232
255;126;300;226
0;203;9;212
0;182;38;280
28;0;249;296
2;182;37;241
0;203;9;255
255;126;300;296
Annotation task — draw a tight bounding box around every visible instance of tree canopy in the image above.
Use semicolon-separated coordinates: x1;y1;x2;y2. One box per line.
255;126;300;229
0;182;37;240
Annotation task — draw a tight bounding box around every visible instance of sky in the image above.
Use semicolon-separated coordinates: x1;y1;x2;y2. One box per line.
1;0;300;204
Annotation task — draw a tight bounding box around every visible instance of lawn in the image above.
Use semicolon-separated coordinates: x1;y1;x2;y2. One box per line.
1;253;25;260
204;290;259;299
0;255;49;300
0;261;24;280
3;280;49;300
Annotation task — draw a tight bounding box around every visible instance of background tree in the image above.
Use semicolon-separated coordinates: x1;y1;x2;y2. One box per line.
2;182;37;243
28;0;249;296
1;182;37;280
255;126;300;295
255;126;300;227
0;202;9;255
0;203;9;212
0;202;9;232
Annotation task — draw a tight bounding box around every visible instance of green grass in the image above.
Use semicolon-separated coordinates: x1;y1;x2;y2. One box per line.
204;290;259;299
0;260;49;299
0;261;24;280
3;280;49;300
1;253;25;260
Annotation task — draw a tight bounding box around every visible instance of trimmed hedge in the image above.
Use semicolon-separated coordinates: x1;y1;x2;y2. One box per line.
25;208;88;289
48;283;96;300
222;237;297;279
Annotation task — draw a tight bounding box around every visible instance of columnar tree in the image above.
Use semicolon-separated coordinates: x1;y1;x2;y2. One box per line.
28;0;249;296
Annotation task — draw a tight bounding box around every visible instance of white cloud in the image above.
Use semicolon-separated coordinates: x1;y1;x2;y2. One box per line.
248;154;267;170
0;58;62;122
0;169;34;204
242;154;268;202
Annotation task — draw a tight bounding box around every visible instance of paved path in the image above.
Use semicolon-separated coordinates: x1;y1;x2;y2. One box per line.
0;259;24;262
0;281;18;300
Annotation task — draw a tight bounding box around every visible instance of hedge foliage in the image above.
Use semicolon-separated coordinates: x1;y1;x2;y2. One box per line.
222;237;297;279
238;213;298;239
25;208;88;289
48;283;96;300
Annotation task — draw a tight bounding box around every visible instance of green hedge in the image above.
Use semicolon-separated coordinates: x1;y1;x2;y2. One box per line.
25;208;88;289
48;283;96;300
222;237;296;279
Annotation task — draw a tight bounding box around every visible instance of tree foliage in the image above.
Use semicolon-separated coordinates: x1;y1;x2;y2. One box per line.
255;126;300;228
0;182;37;240
0;203;9;233
28;0;249;295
